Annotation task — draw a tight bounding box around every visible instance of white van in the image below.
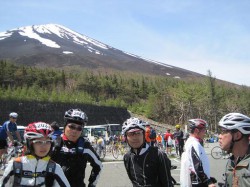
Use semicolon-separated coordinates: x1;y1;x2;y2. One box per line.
82;125;107;143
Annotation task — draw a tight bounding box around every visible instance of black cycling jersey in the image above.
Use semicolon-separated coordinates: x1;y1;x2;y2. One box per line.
50;136;102;187
124;143;174;187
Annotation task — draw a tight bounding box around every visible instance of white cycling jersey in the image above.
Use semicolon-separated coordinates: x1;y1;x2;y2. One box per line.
0;155;70;187
180;136;210;187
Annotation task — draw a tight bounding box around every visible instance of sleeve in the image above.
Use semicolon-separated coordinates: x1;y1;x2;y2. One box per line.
85;142;103;186
0;160;14;187
53;163;71;187
158;151;173;187
190;145;209;184
180;150;191;187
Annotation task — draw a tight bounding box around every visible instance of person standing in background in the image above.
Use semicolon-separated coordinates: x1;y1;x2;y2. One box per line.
174;124;184;157
164;129;174;155
50;121;62;140
145;123;151;145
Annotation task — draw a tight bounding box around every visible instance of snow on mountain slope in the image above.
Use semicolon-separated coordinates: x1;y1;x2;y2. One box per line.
0;24;205;79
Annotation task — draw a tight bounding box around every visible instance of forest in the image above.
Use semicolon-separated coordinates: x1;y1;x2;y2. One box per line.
0;60;249;131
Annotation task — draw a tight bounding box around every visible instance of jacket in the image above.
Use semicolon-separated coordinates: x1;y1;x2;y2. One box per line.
180;136;210;187
0;155;70;187
124;143;173;187
224;145;250;187
50;135;103;187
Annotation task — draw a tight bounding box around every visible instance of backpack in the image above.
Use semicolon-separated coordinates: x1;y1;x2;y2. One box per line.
54;136;85;154
149;128;156;139
13;157;56;187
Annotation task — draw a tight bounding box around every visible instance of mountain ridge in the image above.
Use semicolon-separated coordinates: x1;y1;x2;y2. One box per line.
0;24;208;80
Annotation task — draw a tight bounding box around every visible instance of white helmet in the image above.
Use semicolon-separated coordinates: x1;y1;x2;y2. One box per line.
219;113;250;134
122;117;145;135
9;112;18;118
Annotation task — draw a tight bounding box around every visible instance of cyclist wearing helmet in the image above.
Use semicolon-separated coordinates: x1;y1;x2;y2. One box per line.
0;112;22;159
173;124;184;157
50;109;102;187
180;119;216;187
123;117;174;187
218;113;250;187
0;122;70;187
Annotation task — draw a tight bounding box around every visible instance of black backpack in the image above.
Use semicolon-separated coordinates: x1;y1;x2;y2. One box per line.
149;128;156;139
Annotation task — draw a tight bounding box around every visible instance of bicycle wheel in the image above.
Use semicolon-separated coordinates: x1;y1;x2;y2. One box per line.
100;146;106;159
112;145;120;159
211;146;223;159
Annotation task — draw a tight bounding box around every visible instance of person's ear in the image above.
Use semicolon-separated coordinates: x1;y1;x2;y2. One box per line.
235;131;243;141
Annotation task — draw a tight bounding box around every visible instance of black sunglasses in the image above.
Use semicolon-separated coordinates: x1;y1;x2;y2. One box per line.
67;124;83;131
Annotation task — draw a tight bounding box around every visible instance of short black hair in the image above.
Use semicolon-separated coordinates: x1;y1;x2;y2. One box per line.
50;121;60;131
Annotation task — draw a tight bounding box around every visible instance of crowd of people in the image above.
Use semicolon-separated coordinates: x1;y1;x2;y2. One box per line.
0;110;250;187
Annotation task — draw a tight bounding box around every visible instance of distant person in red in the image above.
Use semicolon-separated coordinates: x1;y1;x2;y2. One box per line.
145;123;151;145
164;129;174;155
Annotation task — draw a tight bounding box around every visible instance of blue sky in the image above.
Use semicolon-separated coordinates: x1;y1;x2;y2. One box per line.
1;0;250;86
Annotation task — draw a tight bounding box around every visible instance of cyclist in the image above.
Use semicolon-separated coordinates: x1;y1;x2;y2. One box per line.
50;108;103;187
180;119;216;187
173;124;184;157
0;112;22;159
218;113;250;187
122;117;174;187
0;122;70;187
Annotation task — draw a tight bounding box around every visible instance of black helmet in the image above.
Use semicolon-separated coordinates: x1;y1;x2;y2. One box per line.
64;109;88;126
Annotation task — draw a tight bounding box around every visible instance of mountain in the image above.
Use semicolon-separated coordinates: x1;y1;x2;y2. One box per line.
0;24;204;80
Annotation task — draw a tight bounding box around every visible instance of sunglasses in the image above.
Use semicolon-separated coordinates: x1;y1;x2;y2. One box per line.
67;124;83;131
32;140;53;145
126;130;143;137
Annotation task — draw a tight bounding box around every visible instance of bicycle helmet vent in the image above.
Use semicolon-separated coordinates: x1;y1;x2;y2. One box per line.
122;117;145;135
219;113;250;134
24;122;53;140
64;108;88;126
188;119;208;129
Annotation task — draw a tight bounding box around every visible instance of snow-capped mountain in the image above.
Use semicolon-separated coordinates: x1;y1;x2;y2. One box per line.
0;24;204;79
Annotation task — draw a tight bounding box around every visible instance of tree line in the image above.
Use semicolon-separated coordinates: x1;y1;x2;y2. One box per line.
0;60;249;132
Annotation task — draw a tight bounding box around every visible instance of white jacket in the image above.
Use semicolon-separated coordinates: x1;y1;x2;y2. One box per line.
0;155;70;187
180;136;210;187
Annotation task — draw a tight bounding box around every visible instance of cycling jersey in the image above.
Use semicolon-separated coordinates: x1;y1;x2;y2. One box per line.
180;136;210;187
51;134;103;187
0;121;17;140
224;145;250;187
0;155;70;187
124;143;173;187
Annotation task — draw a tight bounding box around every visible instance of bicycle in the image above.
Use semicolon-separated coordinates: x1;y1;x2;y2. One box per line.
112;141;129;159
211;146;229;159
93;137;106;160
0;141;23;171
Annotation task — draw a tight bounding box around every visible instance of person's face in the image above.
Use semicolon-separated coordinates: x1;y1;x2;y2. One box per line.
197;127;207;139
64;123;82;142
10;117;17;123
126;130;144;149
32;137;52;157
218;128;232;151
